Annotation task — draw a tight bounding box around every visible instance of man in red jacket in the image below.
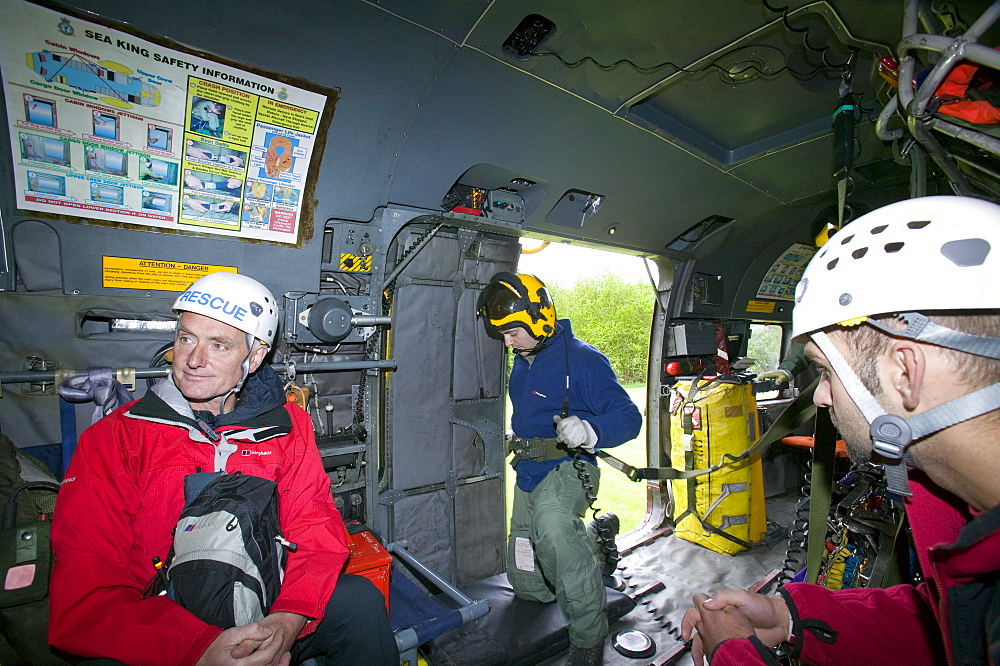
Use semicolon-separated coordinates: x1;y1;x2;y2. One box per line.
49;272;398;665
681;196;1000;665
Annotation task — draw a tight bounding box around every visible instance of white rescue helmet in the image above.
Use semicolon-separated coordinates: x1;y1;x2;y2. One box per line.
173;272;279;347
791;195;1000;498
792;195;1000;341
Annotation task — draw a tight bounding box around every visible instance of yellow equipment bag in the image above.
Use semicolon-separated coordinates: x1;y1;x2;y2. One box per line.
669;376;766;555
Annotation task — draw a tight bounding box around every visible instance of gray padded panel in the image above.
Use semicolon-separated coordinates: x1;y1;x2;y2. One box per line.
384;227;516;581
454;479;505;585
0;291;175;448
393;489;454;580
390;277;457;490
453;288;494;401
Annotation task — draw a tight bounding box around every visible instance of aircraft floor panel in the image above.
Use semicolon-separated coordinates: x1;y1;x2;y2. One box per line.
538;493;799;666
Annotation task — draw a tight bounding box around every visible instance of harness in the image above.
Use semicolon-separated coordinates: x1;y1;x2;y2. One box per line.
508;327;619;576
506;434;574;466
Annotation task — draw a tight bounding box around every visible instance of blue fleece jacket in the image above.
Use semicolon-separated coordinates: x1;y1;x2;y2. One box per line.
510;319;642;492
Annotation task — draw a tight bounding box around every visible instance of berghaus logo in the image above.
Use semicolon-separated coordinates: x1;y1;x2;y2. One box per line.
242;449;273;456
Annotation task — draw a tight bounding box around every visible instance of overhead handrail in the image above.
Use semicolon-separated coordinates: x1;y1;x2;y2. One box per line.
0;359;397;386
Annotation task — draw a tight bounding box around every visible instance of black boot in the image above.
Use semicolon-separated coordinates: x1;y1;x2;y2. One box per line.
591;512;623;590
567;638;605;666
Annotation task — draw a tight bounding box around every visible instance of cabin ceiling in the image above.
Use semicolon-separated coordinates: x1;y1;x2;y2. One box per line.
34;0;1000;261
418;1;899;163
376;0;916;251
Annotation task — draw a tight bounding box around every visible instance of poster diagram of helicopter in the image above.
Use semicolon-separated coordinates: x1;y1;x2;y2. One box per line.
28;49;159;109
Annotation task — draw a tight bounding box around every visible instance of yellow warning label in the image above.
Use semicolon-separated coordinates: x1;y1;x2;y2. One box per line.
746;300;776;313
339;253;372;272
102;257;237;291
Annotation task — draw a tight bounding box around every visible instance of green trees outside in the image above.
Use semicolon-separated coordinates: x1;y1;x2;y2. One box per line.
547;272;655;385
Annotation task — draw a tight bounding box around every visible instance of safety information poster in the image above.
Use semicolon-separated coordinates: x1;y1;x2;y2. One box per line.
0;0;332;244
755;242;815;301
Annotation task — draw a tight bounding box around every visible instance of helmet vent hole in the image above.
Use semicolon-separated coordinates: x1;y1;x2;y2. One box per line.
907;220;932;229
884;242;905;253
870;225;888;235
840;234;854;245
851;247;868;259
826;258;839;270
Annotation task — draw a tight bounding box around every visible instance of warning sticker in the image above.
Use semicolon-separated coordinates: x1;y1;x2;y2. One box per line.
746;300;776;313
514;536;536;572
339;253;372;272
102;256;236;291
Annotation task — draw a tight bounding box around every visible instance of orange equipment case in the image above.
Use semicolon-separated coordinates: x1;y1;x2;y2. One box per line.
343;523;392;610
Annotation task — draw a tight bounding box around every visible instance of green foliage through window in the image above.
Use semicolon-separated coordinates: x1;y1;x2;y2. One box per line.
546;272;654;385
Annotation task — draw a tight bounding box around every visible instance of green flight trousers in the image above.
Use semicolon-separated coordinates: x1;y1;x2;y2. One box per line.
506;460;606;649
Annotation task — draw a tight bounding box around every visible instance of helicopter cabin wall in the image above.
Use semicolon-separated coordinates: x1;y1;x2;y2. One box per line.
382;220;519;585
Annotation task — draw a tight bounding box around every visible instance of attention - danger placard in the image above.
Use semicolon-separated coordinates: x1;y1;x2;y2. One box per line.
102;256;236;291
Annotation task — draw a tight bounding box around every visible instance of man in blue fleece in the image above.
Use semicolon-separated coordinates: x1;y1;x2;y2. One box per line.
477;272;642;666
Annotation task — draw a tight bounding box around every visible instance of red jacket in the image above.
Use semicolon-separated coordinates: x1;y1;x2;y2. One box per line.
49;376;349;665
713;471;1000;665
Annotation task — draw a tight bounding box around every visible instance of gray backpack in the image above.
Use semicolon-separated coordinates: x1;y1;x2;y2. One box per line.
156;471;295;628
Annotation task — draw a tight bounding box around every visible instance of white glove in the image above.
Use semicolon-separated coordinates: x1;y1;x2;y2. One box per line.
757;368;794;385
553;415;598;454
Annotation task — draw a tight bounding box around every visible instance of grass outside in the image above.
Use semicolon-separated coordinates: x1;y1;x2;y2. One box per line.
504;386;651;533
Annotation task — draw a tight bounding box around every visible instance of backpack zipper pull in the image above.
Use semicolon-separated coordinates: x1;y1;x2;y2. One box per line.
152;556;170;594
276;535;298;552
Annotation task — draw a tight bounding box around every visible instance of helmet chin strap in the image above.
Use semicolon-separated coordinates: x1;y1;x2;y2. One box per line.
813;329;1000;498
218;334;260;416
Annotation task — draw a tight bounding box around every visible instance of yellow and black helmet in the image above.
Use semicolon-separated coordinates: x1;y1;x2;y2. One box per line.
810;203;869;248
477;272;556;342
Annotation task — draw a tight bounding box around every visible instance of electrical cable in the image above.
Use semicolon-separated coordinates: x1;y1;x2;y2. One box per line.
761;0;854;70
573;454;622;580
145;342;174;389
322;275;350;295
530;50;844;82
532;1;858;82
291;342;342;355
779;457;812;584
559;334;621;583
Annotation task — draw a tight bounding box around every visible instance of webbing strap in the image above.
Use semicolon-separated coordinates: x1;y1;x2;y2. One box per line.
867;312;1000;360
806;408;838;585
597;377;819;482
901;382;1000;444
868;503;907;588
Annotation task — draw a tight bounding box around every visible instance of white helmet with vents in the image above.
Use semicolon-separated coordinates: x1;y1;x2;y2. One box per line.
173;272;279;346
791;195;1000;497
792;195;1000;340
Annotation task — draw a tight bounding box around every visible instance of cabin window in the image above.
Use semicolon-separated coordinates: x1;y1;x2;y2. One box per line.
747;323;783;400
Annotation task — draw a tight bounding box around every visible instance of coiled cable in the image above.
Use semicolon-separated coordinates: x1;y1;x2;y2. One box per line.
779;458;812;584
573;454;621;577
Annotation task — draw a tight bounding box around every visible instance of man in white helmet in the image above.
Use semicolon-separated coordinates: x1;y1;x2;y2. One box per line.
681;196;1000;665
50;272;398;665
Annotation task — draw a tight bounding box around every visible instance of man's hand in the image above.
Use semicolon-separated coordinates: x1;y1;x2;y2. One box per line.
196;613;307;666
196;622;284;666
688;594;756;663
553;415;597;454
248;613;307;664
681;590;791;664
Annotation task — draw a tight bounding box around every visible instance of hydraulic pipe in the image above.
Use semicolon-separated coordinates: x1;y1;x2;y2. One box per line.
0;359;397;385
